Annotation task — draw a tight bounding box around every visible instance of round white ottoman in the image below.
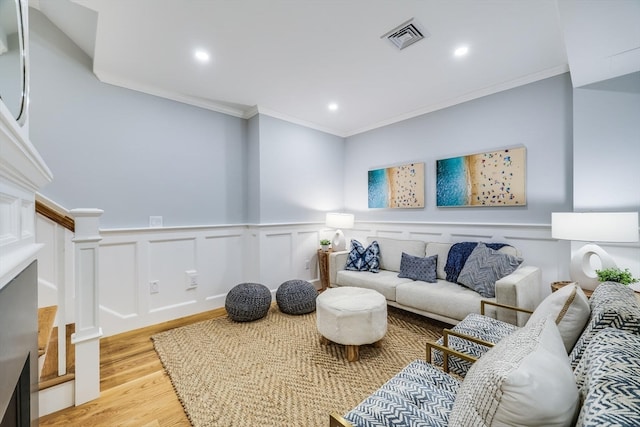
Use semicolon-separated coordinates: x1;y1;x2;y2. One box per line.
316;287;387;362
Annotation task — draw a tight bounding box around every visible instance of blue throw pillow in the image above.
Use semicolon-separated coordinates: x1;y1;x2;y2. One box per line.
345;240;380;273
398;252;437;283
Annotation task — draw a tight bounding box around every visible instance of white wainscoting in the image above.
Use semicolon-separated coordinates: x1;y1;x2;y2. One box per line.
44;220;638;338
98;223;326;336
347;221;639;302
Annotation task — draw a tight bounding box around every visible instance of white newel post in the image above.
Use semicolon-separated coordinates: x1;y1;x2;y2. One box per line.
70;208;104;405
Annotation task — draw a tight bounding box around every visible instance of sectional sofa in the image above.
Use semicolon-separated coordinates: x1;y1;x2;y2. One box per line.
328;237;542;326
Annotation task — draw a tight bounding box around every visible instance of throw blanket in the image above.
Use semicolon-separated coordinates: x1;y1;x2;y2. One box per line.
445;242;510;283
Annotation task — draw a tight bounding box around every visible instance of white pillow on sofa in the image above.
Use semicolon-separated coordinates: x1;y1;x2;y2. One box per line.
368;237;426;272
526;283;590;352
449;317;579;427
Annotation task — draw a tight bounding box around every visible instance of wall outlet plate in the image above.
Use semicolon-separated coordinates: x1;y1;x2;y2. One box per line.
149;280;159;294
185;270;198;289
149;216;163;227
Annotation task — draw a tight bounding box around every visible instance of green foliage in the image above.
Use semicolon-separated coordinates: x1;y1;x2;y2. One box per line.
320;239;331;246
596;267;639;285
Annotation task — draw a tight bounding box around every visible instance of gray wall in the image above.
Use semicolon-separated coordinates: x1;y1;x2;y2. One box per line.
255;115;344;224
573;72;640;212
28;9;346;228
344;74;574;224
29;9;247;229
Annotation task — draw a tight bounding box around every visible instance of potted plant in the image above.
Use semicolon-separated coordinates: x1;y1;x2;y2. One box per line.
320;239;331;252
596;267;639;285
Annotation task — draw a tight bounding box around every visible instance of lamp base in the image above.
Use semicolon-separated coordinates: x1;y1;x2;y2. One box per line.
569;243;616;291
331;230;347;252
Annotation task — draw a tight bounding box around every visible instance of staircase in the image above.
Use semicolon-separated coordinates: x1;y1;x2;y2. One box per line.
38;306;75;390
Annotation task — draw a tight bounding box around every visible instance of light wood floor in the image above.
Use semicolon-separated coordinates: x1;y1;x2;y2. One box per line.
39;308;227;427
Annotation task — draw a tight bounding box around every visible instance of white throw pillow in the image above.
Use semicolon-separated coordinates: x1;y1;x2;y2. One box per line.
369;237;426;272
449;317;579;427
526;283;590;352
425;242;453;280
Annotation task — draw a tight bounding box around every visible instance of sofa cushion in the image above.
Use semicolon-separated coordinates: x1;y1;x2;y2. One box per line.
431;313;519;378
344;359;460;427
396;280;488;322
345;239;380;272
425;242;453;280
526;282;590;352
569;281;640;369
397;253;437;283
449;317;579;427
573;328;640;427
457;243;523;298
368;237;426;273
336;270;412;301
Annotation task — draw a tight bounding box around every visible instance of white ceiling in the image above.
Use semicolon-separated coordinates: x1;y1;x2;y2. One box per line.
30;0;640;137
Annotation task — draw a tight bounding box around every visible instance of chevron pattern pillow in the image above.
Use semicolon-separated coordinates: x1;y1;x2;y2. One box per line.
569;281;640;369
457;242;523;298
345;239;380;272
574;328;640;426
397;253;437;282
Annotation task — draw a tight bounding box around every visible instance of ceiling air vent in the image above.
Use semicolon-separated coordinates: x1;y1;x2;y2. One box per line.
381;18;429;50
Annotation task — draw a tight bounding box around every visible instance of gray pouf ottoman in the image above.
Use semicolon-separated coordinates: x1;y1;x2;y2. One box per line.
225;282;272;322
276;280;318;315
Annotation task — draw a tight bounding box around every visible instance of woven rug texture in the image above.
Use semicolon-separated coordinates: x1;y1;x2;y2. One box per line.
151;305;445;426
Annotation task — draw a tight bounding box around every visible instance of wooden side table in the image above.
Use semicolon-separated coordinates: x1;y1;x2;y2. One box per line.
317;249;332;291
551;281;593;298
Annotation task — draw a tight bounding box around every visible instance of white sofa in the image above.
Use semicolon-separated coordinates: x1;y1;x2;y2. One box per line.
328;237;542;326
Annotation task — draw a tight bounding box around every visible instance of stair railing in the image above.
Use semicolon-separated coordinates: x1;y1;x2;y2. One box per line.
35;198;103;407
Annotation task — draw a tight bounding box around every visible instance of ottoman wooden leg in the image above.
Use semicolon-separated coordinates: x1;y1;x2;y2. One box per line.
346;345;359;362
372;339;383;348
320;335;330;345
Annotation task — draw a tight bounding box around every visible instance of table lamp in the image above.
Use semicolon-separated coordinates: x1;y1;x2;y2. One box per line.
551;212;639;290
325;213;355;252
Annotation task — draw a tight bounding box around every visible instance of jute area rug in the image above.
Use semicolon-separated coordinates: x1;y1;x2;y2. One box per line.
151;305;446;426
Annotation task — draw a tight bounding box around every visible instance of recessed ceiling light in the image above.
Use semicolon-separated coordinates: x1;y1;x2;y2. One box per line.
194;49;210;62
454;46;469;57
328;103;338;111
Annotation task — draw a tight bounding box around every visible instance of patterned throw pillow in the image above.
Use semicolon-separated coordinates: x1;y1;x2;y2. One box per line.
573;329;640;426
457;243;523;298
444;242;510;283
345;240;380;273
397;253;437;283
449;317;579;427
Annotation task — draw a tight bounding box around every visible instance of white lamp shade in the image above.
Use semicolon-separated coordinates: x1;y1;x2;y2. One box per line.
326;213;355;230
552;211;639;290
551;212;639;243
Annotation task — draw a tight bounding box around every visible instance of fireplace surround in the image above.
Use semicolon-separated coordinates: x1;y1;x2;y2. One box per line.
0;261;38;426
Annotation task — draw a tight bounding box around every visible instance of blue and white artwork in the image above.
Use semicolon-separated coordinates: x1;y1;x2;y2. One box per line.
436;147;526;207
368;163;424;209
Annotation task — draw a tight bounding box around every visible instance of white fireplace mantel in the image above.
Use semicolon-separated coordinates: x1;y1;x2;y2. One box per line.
0;101;53;289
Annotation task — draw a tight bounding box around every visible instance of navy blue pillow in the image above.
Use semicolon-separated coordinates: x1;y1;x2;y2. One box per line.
398;253;437;283
345;240;380;273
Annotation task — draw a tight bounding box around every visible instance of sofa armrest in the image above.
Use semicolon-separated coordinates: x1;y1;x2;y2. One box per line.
495;265;542;326
329;250;349;287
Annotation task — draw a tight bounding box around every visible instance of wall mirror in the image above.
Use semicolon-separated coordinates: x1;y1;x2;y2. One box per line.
0;0;28;125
